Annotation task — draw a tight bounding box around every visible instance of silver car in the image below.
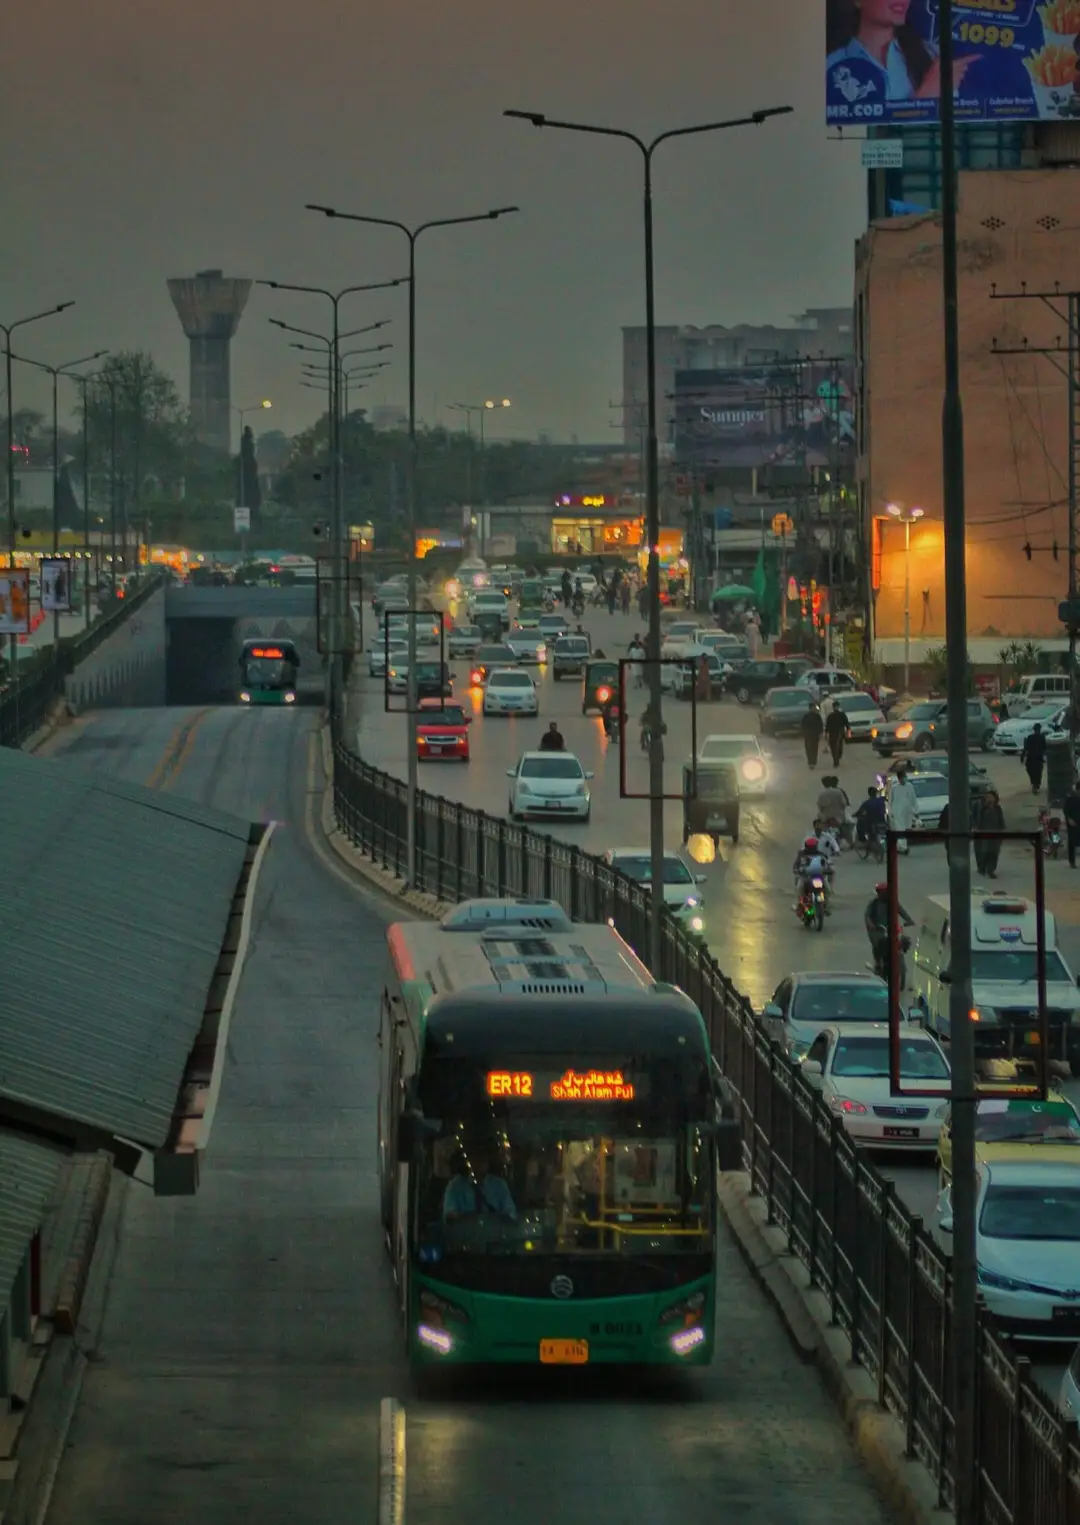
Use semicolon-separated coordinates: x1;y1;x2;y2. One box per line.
505;630;547;664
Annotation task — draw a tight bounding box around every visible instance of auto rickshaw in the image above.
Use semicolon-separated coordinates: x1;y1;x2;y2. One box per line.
681;760;740;845
582;658;621;715
519;577;545;614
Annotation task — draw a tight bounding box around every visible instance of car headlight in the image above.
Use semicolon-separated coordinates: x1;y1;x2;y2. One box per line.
741;758;765;781
517;781;532;795
977;1267;1025;1292
895;722;913;739
829;1097;868;1115
689;915;704;933
934;1103;949;1118
389;668;400;679
574;781;586;794
969;1006;997;1025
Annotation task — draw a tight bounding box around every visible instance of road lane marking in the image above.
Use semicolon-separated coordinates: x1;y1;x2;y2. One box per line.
378;1396;406;1525
143;708;211;791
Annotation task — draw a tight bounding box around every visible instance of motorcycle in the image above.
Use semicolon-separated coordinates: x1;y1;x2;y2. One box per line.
571;594;585;618
601;700;621;740
798;876;828;932
1038;806;1063;859
855;823;886;863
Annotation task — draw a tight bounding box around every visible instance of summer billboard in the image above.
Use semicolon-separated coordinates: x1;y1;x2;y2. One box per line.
672;365;855;470
826;0;1080;125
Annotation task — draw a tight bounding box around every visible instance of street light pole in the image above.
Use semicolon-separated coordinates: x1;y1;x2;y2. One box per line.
450;398;511;552
504;106;791;970
885;502;924;694
2;303;74;676
306;201;520;888
12;349;105;641
260;280;404;719
233;399;273;560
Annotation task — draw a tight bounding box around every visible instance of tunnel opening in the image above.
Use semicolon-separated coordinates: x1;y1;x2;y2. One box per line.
166;618;238;705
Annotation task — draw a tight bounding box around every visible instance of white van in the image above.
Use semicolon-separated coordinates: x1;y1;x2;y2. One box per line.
1001;672;1071;716
911;892;1080;1074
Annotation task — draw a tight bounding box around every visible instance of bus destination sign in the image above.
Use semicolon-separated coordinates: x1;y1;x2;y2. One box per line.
486;1069;636;1101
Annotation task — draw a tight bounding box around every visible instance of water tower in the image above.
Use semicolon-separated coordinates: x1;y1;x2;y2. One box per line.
167;269;252;452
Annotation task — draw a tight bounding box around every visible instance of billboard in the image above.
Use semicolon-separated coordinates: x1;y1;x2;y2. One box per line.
0;569;31;635
826;0;1080;127
672;363;856;471
41;557;73;614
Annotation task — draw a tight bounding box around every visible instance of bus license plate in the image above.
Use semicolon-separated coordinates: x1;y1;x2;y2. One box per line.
540;1338;589;1365
883;1126;918;1139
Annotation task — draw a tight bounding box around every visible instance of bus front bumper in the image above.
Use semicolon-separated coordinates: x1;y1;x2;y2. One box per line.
239;690;296;706
409;1274;713;1367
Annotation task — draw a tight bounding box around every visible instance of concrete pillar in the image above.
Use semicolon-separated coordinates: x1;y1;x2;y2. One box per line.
167;270;252;453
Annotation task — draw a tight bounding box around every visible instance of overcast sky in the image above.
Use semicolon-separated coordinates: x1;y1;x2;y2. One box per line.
2;0;864;448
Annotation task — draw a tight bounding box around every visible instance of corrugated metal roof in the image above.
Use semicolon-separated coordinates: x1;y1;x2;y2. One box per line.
0;746;252;1150
0;1129;67;1310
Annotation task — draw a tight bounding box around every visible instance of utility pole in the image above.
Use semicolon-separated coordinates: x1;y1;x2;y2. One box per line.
937;6;978;1523
991;283;1080;762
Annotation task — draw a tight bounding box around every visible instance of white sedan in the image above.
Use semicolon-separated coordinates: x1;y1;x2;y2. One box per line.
604;848;707;932
936;1160;1080;1342
483;668;539;717
801;1022;951;1149
369;640;408;678
834;691;887;741
991;702;1066;755
507;751;593;822
697;734;769;795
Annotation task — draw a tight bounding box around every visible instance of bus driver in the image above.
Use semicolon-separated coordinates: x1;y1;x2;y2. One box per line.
442;1149;517;1222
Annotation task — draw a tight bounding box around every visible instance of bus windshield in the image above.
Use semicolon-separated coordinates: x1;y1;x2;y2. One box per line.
243;656;292;689
414;1054;713;1271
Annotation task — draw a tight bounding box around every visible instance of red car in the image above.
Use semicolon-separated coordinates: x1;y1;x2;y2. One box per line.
416;698;472;762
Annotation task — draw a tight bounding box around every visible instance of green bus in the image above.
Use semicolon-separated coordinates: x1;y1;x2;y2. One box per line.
379;898;740;1374
238;638;300;705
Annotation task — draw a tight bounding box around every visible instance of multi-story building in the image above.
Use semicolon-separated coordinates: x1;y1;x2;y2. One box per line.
857;125;1080;655
621;309;854;452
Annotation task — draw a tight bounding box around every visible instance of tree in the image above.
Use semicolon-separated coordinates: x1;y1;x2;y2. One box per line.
79;351;191;512
236;426;261;517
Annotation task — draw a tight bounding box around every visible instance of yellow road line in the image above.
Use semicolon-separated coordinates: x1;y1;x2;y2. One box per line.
143;708;211;791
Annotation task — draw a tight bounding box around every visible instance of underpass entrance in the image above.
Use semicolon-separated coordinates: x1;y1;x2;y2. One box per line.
164;586;322;706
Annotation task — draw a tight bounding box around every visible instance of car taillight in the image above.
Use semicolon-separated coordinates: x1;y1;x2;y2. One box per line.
597;686;612;704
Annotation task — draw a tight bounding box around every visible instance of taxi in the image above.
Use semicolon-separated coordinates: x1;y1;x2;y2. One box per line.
415;698;472;763
937;1091;1080;1185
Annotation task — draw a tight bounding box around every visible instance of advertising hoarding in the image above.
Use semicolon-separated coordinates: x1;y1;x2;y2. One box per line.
0;569;31;635
40;557;73;614
672;363;856;470
826;0;1080;127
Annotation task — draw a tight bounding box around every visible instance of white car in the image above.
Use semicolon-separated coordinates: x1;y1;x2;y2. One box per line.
483;668;539;716
888;770;949;831
468;589;510;628
697;734;769;795
833;691;887;741
604;848;707;932
1060;1342;1080;1419
802;1022;951;1150
936;1160;1080;1342
386;615;441;650
991;702;1066;755
664;620;706;644
369;640;408;678
448;623;482;657
505;629;547;664
796;667;860;701
507;751;593;822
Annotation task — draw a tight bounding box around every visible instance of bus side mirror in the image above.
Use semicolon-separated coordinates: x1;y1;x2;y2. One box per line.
714;1118;742;1173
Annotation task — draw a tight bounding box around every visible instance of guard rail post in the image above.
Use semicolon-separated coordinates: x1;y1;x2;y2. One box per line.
877;1180;894;1408
904;1221;921;1458
497;820;506;897
435;807;445;901
828;1117;841;1327
543;836;553;901
456;809;464;901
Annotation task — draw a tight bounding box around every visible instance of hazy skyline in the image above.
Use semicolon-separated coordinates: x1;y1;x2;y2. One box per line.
2;1;865;448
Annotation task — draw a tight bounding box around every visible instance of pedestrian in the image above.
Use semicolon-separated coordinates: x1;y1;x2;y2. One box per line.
889;764;918;854
825;700;847;768
801;703;824;769
745;612;761;660
974;789;1005;878
1022;722;1048;794
620;579;631;614
637;585;648;619
1065;778;1080;868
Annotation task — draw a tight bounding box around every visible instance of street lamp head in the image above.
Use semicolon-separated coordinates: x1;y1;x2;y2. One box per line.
489;206;520;218
504;110;547;127
886;502;902;518
55;302;75;314
260;399;273;409
751;106;795;125
910;506;925;520
306;203;337;218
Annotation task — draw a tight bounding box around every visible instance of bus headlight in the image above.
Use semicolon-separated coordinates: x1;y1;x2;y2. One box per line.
689;916;705;933
741;757;765;783
416;1324;453;1355
284;692;296;704
239;691;251;703
670;1325;707;1356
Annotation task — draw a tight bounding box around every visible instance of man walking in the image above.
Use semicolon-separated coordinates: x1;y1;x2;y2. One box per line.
1065;778;1080;868
974;789;1005;879
801;703;824;769
825;700;847;768
1021;722;1048;794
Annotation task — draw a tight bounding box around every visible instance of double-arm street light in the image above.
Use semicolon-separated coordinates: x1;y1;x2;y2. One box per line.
504;106;790;970
3;303;74;576
306;200;519;887
448;397;511;516
12;348;107;638
260;278;406;707
66;365;110;628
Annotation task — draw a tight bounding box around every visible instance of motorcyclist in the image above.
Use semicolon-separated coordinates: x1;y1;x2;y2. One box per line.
864;882;914;979
855;785;887;845
816;775;852;845
601;694;621;738
792;835;828;900
539;721;565;752
560;569;573;608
